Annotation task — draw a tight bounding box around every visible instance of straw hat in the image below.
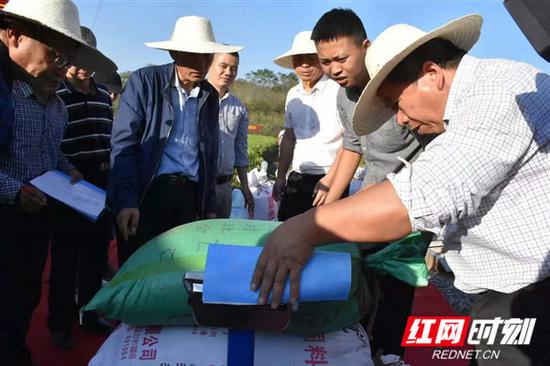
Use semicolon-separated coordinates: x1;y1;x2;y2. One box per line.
273;31;317;69
352;14;482;136
145;16;242;54
0;0;117;72
93;71;123;94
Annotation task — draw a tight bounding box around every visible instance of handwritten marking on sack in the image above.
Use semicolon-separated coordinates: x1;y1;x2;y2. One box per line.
304;345;329;365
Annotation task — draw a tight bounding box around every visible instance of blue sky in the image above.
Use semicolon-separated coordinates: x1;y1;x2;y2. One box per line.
74;0;550;77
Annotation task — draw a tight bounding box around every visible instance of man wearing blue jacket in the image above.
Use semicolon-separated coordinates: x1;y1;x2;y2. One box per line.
109;16;242;263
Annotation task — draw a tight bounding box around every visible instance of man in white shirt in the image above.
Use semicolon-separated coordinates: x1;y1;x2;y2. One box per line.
252;15;550;366
272;31;342;221
207;52;254;218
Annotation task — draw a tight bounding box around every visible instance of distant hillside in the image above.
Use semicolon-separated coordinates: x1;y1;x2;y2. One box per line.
231;79;287;137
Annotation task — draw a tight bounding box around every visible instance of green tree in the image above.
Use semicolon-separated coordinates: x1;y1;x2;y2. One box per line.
245;69;279;88
276;72;298;91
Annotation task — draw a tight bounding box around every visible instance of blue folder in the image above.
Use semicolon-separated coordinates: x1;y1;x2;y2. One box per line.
202;243;351;305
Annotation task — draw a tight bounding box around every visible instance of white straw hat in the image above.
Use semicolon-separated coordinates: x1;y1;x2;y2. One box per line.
0;0;117;72
352;14;482;136
273;31;317;69
145;16;242;54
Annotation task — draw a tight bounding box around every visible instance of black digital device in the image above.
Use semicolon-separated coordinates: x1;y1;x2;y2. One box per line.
504;0;550;62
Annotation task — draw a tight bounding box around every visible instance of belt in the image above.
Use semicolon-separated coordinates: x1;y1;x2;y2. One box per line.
159;173;195;185
216;174;233;184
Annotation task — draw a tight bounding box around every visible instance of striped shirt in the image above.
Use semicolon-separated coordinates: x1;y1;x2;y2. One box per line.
388;55;550;294
0;80;74;203
56;79;113;163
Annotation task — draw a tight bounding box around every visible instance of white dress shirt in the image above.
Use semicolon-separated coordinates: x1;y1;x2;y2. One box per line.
388;55;550;294
284;75;342;175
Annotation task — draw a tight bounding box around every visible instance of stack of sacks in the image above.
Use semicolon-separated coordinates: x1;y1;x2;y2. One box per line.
89;323;374;366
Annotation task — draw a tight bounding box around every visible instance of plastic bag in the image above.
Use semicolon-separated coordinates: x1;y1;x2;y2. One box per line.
363;232;430;287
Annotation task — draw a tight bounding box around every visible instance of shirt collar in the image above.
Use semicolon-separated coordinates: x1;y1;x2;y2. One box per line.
298;74;329;95
174;74;200;98
443;54;479;122
13;79;64;105
12;80;34;98
220;89;231;102
63;77;98;96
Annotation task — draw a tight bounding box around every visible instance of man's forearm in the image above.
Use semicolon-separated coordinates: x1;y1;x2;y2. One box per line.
236;166;249;187
325;148;362;202
277;131;295;179
296;180;412;245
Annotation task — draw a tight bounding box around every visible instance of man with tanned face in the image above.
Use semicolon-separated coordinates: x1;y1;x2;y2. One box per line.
207;52;254;218
0;1;115;364
272;31;342;221
109;16;242;264
252;14;550;366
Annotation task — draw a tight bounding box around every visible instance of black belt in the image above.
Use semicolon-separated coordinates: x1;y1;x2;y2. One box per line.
216;175;232;184
158;173;196;185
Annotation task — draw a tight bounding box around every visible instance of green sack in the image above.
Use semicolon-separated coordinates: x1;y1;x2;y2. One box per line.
363;232;430;287
83;219;368;333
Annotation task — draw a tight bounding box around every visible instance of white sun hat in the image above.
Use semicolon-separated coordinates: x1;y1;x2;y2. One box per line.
352;14;483;136
273;30;318;69
145;16;243;54
0;0;117;72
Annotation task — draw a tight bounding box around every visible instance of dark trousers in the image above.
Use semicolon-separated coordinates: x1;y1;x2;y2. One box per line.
0;205;50;365
278;171;349;221
117;174;199;265
48;206;112;331
361;232;432;357
48;162;113;331
363;272;416;357
470;276;550;366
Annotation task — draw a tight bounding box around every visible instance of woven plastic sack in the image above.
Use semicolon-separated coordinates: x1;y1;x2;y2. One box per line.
363;232;430;287
83;219;368;333
88;323;374;366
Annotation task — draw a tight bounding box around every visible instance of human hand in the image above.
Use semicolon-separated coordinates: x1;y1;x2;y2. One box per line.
272;177;286;202
250;215;314;310
242;186;255;215
312;178;330;206
18;185;47;213
69;169;83;184
117;208;140;241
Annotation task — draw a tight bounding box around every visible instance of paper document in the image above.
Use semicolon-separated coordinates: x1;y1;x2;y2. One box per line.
202;244;351;305
30;170;106;221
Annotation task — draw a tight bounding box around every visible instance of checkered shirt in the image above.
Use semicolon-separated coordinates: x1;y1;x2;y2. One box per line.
0;80;73;203
388;55;550;294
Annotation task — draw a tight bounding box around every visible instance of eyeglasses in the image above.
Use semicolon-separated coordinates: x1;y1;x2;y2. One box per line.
47;47;70;69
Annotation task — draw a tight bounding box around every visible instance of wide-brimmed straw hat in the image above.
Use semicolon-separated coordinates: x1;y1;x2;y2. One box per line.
0;0;117;72
145;16;242;54
352;14;482;136
273;31;317;69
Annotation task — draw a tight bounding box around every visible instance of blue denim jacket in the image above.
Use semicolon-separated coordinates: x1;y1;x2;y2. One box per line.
108;63;219;217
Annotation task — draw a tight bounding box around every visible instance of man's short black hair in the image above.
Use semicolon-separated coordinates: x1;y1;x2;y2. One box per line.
311;8;367;45
386;38;466;84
